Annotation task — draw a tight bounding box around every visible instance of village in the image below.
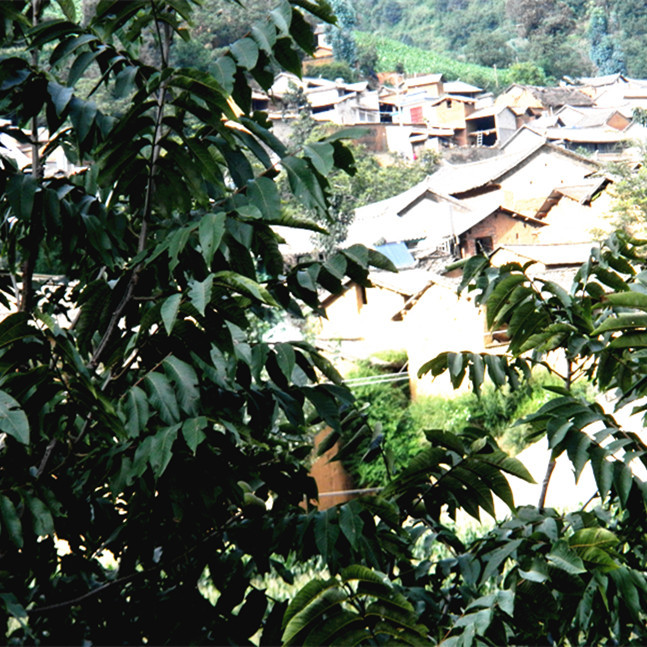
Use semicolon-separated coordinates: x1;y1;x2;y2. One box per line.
251;49;647;512
259;65;645;393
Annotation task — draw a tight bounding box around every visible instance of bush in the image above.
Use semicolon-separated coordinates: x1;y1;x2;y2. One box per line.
343;359;595;486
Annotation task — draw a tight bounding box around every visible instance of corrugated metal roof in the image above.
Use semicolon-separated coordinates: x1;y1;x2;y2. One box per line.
375;242;416;269
444;80;483;95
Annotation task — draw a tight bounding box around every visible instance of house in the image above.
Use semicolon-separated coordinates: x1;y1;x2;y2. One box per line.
425;95;476;144
455;205;546;256
262;72;380;124
465;105;517;147
344;141;606;259
531;177;615;243
404;73;445;97
427;141;602;217
552;106;630;130
571;74;647;111
505;105;637;156
390;276;488;397
315;269;431;360
306;78;380;123
304;24;334;67
496;84;594;114
345;179;474;250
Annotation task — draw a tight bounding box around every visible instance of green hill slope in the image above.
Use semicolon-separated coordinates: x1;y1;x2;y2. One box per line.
357;32;509;92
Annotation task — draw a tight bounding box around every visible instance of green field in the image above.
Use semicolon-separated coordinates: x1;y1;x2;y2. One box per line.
357;32;510;92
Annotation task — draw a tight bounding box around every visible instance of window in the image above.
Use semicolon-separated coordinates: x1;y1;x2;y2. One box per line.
475;236;493;254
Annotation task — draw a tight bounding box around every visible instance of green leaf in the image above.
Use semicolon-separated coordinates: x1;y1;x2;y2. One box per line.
486;274;528;328
251;22;276;54
212;56;236;95
148;424;180;478
212;270;277;306
303;610;364;647
270;0;292;34
274;343;296;381
69;98;97;142
144;372;180;424
339;504;364;550
248;177;280;219
282;156;326;213
198;212;226;267
304;386;341;432
188;274;214;316
591;313;647;335
604;291;647;310
163;356;200;416
54;0;76;20
547;540;587;575
481;539;523;583
304;142;335;176
123;386;150;438
447;352;467;389
283;584;346;646
27;496;55;537
0;496;23;548
0;391;29;445
320;127;370;143
48;81;74;116
314;508;340;565
519;564;549;583
0;593;28;621
161;293;182;336
181;417;207;454
230;37;259;69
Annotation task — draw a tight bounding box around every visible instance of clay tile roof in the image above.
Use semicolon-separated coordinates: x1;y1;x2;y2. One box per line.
526;86;594;108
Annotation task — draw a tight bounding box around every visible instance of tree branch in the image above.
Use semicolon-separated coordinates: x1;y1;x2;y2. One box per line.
537;453;556;512
18;0;44;313
88;14;172;371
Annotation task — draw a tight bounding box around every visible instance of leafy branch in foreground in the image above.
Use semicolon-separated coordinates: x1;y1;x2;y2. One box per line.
4;1;647;645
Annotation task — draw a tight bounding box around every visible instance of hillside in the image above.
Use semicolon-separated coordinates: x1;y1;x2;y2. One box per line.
356;32;508;92
350;0;647;82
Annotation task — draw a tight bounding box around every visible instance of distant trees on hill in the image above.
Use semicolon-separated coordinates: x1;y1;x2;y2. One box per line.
352;0;647;82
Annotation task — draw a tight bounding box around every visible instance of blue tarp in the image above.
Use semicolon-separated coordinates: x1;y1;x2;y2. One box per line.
374;242;416;269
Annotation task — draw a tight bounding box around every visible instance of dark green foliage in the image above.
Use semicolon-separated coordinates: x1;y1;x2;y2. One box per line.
588;8;625;75
610;0;647;78
0;1;393;643
325;0;357;66
507;61;547;85
304;60;357;83
343;357;589;487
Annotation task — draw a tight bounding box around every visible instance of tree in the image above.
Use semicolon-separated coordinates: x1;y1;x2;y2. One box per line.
507;61;548;85
0;1;396;643
588;7;625;75
326;0;357;66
